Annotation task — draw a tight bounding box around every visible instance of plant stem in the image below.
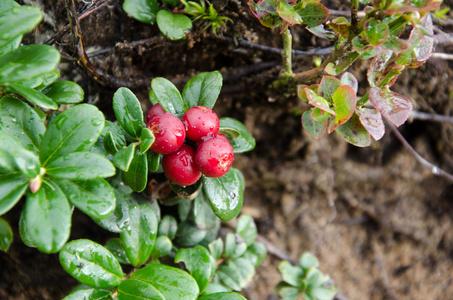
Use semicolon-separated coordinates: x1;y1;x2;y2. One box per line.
351;0;359;28
281;27;293;78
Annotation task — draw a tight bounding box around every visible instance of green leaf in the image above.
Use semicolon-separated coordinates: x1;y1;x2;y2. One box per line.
318;76;341;103
140;127;155;153
7;82;58;110
118;278;164;300
0;97;46;153
243;242;267;268
18;210;35;247
11;146;41;178
150;235;172;258
122;150;148;192
202;168;243;222
0;6;42;48
236;214;257;246
311;285;337;300
123;0;159;24
217;264;242;291
0;35;21;58
247;0;282;29
56;179;116;220
369;86;412;127
158;215;177;240
131;264;199;299
175;245;216;292
333;85;357;125
33;69;61;90
46;152;115;180
63;287;113;300
364;18;390;46
276;282;301;300
102;121;127;155
175;220;207;247
278;0;302;25
182;71;223;108
156;10;192;41
208;238;224;260
299;252;320;270
42;81;84;105
296;2;330;27
120;205;158;267
219;118;255;153
194;191;219;230
224;233;236;258
59;239;124;288
199;292;247;300
113;88;145;140
305;88;335;115
335;113;371;147
40;104;105;166
0;217;13;252
113;143;136;172
278;260;304;287
150;77;187;115
105;238;130;265
202;283;230;295
302;110;327;139
23;182;71;253
147;151;160;172
0;173;28;215
0;44;60;83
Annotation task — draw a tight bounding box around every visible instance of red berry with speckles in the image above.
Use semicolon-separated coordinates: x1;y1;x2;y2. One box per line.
195;135;234;178
145;103;165;124
182;106;220;142
162;145;201;186
147;113;186;155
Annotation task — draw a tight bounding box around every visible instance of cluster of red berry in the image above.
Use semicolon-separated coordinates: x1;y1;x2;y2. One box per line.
146;104;234;186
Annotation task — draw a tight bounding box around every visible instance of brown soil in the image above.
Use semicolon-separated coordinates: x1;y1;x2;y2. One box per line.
1;0;453;299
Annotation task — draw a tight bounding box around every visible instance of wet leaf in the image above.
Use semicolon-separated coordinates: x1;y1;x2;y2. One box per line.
113;88;145;140
150;235;172;258
335;113;371;147
296;2;329;28
118;278;164;300
333;85;357;125
158;215;177;240
219;118;255;153
369;86;412;127
42;81;84;105
122;150;148;192
364;18;389;46
140;127;155;154
356;106;385;141
105;238;130;265
175;220;207;247
123;0;159;24
0;6;42;48
156;10;192;41
0;217;13;252
199;292;247;300
7;82;58;110
102;121;127;155
150;77;187;115
182;71;223;109
23;182;71;253
302;110;326;139
113;143;136;172
59;239;124;288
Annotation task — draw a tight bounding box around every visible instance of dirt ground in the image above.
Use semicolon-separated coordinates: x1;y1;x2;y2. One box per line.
1;0;453;299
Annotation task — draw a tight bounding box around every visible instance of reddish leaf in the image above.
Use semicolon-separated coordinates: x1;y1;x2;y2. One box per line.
367;49;403;87
248;0;282;29
364;18;390;47
297;84;318;102
383;36;410;53
369;86;413;127
296;3;329;28
356;106;385;141
311;107;330;122
306;24;336;40
328;17;351;39
333;85;357;125
318;76;341;102
340;72;358;93
305;88;335;115
327;116;338;134
278;0;302;25
384;0;440;14
302;110;326;139
335;113;371;147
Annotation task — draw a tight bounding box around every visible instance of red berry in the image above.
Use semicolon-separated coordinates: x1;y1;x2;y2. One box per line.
147;113;186;155
145;103;165;124
182;106;220;142
195;136;234;178
162;145;201;186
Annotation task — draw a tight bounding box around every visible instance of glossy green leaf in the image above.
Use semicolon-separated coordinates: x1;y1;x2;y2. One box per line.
219;118;255;153
0;97;46;153
236;214;257;246
46;152;115;180
118;278;164;300
0;6;42;48
40;104;105;166
105;238;130;265
150;235;172;258
56;179;116;220
158;215;177;240
0;0;20;14
217;264;242;291
122;150;148;192
0;217;13;252
123;0;159;24
278;0;302;25
18;209;35;247
0;35;21;59
175;245;216;292
113;88;145;140
335;113;371;147
364;18;390;46
194;191;218;230
230;257;255;286
103;121;126;151
42;81;84;104
140;127;155;154
369;86;412;127
208;238;223;260
276;282;301;300
23;182;71;253
156;10;192;41
243;242;267;268
203;168;243;221
311;107;330;122
131;264;199;299
302;110;326;139
202;283;230;296
0;149;16;172
199;292;247;300
0;173;29;215
224;233;236;258
175;220;207;247
182;71;223;108
63;288;113;300
147;151;160;172
299;252;319;270
11;147;41;178
333;85;356;125
120;205;158;267
7;82;58;110
296;2;329;28
33;69;61;90
150;77;187;115
59;239;123;288
0;44;60;83
113;143;136;172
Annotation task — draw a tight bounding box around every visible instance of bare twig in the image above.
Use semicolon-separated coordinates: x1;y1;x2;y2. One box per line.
386;121;453;182
431;52;453;60
410;110;453;123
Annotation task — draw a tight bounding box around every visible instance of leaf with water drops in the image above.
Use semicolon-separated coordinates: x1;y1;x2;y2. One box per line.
42;80;84;105
23;182;71;253
113;143;136;172
105;238;130;265
0;97;46;153
7;82;58;110
0;5;42;48
182;71;223;108
140;127;155;154
112;88;145;140
0;44;60;83
0;173;29;215
130;263;199;299
56;179;116;220
199;292;247;300
150;235;172;258
219;118;255;153
0;217;13;252
63;287;113;300
40;104;105;166
120;205;158;267
156;10;192;41
59;239;124;288
122;0;159;24
118;278;164;300
102;121;126;155
174;220;207;247
122;150;148;192
45;152;115;180
203;168;243;222
150;77;187;115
